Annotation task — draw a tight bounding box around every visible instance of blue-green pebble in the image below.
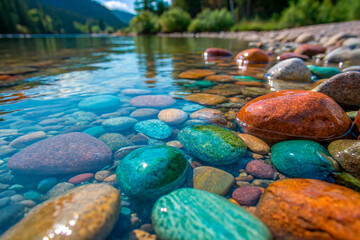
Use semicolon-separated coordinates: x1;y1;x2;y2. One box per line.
78;95;120;112
37;177;57;193
307;65;342;79
134;120;172;140
23;190;42;201
83;126;106;138
102;117;138;132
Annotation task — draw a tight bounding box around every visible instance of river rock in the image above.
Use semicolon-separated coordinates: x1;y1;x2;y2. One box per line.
256;179;360;240
266;58;312;82
178;125;247;165
277;52;309;61
102;117;138;132
1;184;121;240
271;140;338;180
312;72;360;107
178;69;215;79
293;44;326;57
236;133;270;154
99;133;134;152
307;65;342;79
193;166;234;195
324;47;360;63
7;132;112;175
343;38;360;49
295;33;314;43
134;120;172;140
78;95;120;112
232;186;262;206
246;160;274;179
328;140;360;178
158;109;188;125
185;93;227;105
37;177;57;193
236;90;352;143
204;48;232;57
130;108;159;119
190;108;224;120
0;204;25;232
46;182;75;198
130;95;176;108
83;126;106;137
9;131;47;148
121;89;152;95
152;188;271;240
116;146;188;199
68;173;94;184
235;48;269;65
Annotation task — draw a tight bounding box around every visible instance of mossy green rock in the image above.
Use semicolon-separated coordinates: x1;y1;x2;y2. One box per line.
152;188;271;240
271;140;339;180
328;140;360;178
178;125;247;165
116;145;188;199
307;65;342;79
99;133;134;152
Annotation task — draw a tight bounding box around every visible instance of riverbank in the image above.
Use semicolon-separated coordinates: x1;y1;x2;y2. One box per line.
158;20;360;44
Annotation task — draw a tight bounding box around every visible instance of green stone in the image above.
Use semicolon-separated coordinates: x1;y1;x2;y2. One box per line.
178;125;247;165
193;166;234;195
233;76;263;82
84;126;106;138
328;140;360;178
184;81;215;88
307;65;342;79
271;140;339;180
116;145;188;199
152;188;271;240
99;133;134;152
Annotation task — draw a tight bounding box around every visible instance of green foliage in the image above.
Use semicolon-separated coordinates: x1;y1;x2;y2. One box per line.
172;0;202;17
105;26;115;33
91;25;101;33
188;8;234;32
130;10;160;34
159;8;191;33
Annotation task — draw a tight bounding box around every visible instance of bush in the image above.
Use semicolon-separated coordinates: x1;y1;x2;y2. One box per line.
129;11;160;34
188;8;234;32
159;8;191;33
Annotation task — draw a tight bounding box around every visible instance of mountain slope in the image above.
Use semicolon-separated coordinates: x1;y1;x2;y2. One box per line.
112;10;135;24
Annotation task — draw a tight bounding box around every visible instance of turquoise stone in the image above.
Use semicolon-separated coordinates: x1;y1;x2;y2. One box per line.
271;140;339;180
37;177;57;193
78;95;120;112
307;65;342;79
178;125;247;165
134;120;172;140
152;188;271;240
184;81;215;88
182;103;205;113
83;126;106;138
116;145;188;199
23;190;42;201
99;133;134;152
233;76;263;82
102;117;138;132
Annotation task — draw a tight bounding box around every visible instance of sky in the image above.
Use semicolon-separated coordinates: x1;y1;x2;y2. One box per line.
96;0;171;14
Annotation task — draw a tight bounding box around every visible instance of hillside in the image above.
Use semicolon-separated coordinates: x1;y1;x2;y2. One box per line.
112;10;135;24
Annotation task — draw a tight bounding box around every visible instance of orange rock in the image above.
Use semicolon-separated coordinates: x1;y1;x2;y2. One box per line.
185;93;227;105
256;179;360;240
204;48;232;57
236;90;352;144
205;75;234;82
294;44;326;57
178;69;215;79
0;75;11;80
235;48;269;65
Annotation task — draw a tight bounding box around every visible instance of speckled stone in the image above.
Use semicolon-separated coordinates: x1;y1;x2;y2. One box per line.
121;89;152;95
9;131;47;148
178;125;247;165
193;166;234;195
185;93;227;105
83;126;106;138
1;184;121;240
235;48;269;65
130;108;159;119
99;133;134;152
236;90;352;143
256;179;360;240
116;146;188;199
271;140;338;180
46;182;74;198
181;103;205;113
130;95;176;108
95;170;111;182
134;120;172;140
232;186;262;206
205;75;234;82
246;160;274;179
152;188;271;240
78;95;120;112
312;72;360;107
307;65;342;79
158;109;188;125
328;140;360;178
236;133;270;154
178;69;215;79
68;173;94;184
7;133;112;175
102;117;138;132
266;58;312;82
204;48;232;57
190;108;224;120
293;44;326;57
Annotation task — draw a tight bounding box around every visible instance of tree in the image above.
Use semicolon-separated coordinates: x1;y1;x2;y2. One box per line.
172;0;202;17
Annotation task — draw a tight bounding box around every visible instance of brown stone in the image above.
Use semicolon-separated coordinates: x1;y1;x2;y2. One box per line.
256;179;360;240
236;133;270;154
312;72;360;107
178;69;215;79
205;75;234;82
1;184;121;240
236;90;352;143
190;108;224;120
204;84;244;96
235;48;269;65
126;230;157;240
277;52;309;61
184;93;227;105
204;48;232;57
232;186;262;206
103;174;117;183
235;81;264;87
294;44;326;57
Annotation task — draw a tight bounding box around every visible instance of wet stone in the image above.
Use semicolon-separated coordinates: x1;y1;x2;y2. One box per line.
99;133;134;152
181;103;205;113
185;93;227;105
190;108;224;120
95;170;111;182
102;117;138;132
83;126;106;138
236;133;270;155
307;65;342;79
78;95;120;112
178;69;215;79
130;95;176;108
37;177;57;193
130;108;159;119
134;120;172;140
158;109;188;125
68;173;94;184
266;58;312;82
204;48;232;57
235;48;269;65
246;160;274;179
46;182;74;198
294;44;326;57
232;186;262;206
9;131;47;148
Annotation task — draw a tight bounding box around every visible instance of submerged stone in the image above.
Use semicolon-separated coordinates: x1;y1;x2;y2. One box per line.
184;93;227;105
193;166;234;195
78;95;120;112
135;120;172;140
1;184;121;240
129;95;176;108
266;58;312;82
102;117;138;132
152;188;271;240
307;65;342;79
271;140;338;180
178;125;247;165
236;90;352;143
235;48;269;65
178;69;215;79
204;48;232;57
7;133;112;175
256;179;360;240
116;146;188;199
83;126;106;138
99;133;134;152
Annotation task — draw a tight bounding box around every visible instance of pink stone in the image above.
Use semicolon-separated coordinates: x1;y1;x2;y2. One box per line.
246;160;274;179
68;173;94;184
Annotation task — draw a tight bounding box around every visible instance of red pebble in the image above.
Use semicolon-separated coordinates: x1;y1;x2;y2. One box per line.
232;186;262;206
246;160;274;179
68;173;94;184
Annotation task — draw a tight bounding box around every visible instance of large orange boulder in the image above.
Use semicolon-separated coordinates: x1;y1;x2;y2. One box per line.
236;90;352;143
256;179;360;240
235;48;269;65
